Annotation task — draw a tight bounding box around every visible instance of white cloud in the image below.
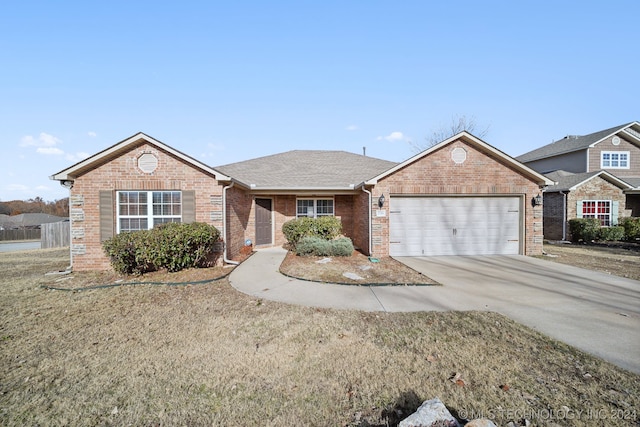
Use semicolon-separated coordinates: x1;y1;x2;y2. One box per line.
20;132;62;147
65;152;90;162
37;147;64;155
35;185;50;191
5;183;29;192
377;131;405;142
88;131;97;137
346;125;359;131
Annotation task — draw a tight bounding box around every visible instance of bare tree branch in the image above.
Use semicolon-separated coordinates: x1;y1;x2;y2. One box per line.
410;114;490;152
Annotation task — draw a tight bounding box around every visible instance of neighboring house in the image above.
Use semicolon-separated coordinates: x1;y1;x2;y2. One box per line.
517;122;640;239
542;170;633;240
51;132;552;271
0;213;67;229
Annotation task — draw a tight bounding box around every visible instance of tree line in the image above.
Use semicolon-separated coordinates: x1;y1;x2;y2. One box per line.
0;198;69;217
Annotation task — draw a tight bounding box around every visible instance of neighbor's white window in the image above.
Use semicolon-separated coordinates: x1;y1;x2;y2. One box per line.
582;200;611;226
601;151;629;169
296;198;334;218
117;191;181;232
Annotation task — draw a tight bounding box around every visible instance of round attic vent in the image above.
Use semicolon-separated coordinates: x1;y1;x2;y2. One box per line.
451;147;467;164
138;153;158;173
612;136;620;146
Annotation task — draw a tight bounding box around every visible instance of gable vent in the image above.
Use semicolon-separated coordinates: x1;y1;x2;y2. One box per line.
138;153;158;173
612;136;620;146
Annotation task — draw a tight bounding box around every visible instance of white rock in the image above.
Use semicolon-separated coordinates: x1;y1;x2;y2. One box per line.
343;272;364;280
399;397;461;427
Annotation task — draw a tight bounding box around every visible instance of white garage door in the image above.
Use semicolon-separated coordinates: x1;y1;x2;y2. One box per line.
389;197;521;256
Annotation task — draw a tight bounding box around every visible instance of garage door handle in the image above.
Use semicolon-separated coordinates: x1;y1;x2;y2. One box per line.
452;228;457;236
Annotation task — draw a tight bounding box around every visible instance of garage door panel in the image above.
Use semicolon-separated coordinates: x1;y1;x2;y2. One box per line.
389;197;521;256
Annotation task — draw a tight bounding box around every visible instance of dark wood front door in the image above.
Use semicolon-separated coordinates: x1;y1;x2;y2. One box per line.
255;198;273;245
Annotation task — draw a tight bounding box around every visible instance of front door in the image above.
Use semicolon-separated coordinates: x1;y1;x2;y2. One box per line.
255;198;273;245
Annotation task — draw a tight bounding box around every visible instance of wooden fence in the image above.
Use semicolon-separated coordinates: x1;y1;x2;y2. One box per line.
41;222;70;248
0;229;41;241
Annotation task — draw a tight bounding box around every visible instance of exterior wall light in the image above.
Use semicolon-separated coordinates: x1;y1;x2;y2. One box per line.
378;194;385;208
532;194;543;206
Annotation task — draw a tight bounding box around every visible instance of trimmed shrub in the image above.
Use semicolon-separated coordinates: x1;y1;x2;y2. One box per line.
295;236;354;257
103;222;221;275
621;217;640;241
568;218;600;242
282;216;342;248
296;236;332;257
597;226;625;242
331;237;355;256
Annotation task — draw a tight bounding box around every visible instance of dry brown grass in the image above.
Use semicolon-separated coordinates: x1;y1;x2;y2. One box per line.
1;249;638;426
541;242;640;281
280;251;438;285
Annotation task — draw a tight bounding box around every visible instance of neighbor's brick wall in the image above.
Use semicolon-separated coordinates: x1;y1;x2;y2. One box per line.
588;134;640;176
70;142;223;271
564;176;631;240
373;139;544;256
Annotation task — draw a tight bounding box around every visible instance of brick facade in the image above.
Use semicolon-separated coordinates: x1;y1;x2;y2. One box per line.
59;133;549;271
371;139;544;256
69;142;224;271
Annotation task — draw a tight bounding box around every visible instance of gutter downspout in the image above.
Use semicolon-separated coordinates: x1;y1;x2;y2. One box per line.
560;191;567;241
222;182;239;265
361;186;372;256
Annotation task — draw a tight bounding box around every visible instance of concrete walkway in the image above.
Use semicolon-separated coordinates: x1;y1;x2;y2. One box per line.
229;247;640;374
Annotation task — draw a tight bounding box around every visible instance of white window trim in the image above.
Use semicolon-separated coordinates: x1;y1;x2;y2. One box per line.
116;190;182;233
581;199;611;227
296;197;335;218
600;151;630;169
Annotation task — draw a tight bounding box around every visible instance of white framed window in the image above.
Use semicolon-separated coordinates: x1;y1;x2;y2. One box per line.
601;151;629;169
296;198;334;218
581;200;611;226
117;191;181;232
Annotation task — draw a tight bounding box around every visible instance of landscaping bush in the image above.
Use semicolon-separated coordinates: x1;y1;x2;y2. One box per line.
282;216;342;248
621;217;640;241
295;236;332;257
103;222;221;274
295;236;354;257
597;226;625;242
568;218;600;242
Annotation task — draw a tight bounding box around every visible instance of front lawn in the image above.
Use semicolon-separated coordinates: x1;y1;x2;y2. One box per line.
0;249;638;426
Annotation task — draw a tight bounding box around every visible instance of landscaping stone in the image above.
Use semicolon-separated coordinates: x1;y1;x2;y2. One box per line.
315;257;332;264
399;397;461;427
342;272;364;280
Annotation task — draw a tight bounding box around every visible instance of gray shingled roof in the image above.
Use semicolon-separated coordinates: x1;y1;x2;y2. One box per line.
544;170;632;192
624;177;640;189
516;122;635;163
0;213;67;228
216;150;397;189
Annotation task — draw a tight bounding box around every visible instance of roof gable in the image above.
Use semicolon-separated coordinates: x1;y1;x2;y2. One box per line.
544;170;634;192
517;121;640;163
366;131;554;187
215;150;397;190
50;132;230;182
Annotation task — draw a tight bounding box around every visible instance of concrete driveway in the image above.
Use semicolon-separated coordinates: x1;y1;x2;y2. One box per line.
230;248;640;373
396;255;640;374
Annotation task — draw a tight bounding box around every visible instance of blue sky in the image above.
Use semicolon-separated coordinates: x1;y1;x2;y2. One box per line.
1;1;638;202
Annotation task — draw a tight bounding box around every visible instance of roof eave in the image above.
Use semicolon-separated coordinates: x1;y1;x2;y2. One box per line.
368;131;555;187
50;132;231;182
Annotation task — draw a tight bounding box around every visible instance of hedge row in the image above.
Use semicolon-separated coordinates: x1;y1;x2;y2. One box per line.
103;222;221;275
568;218;639;243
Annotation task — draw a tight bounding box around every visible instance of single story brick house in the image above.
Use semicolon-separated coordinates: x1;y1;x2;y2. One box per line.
541;170;634;240
51;131;553;271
